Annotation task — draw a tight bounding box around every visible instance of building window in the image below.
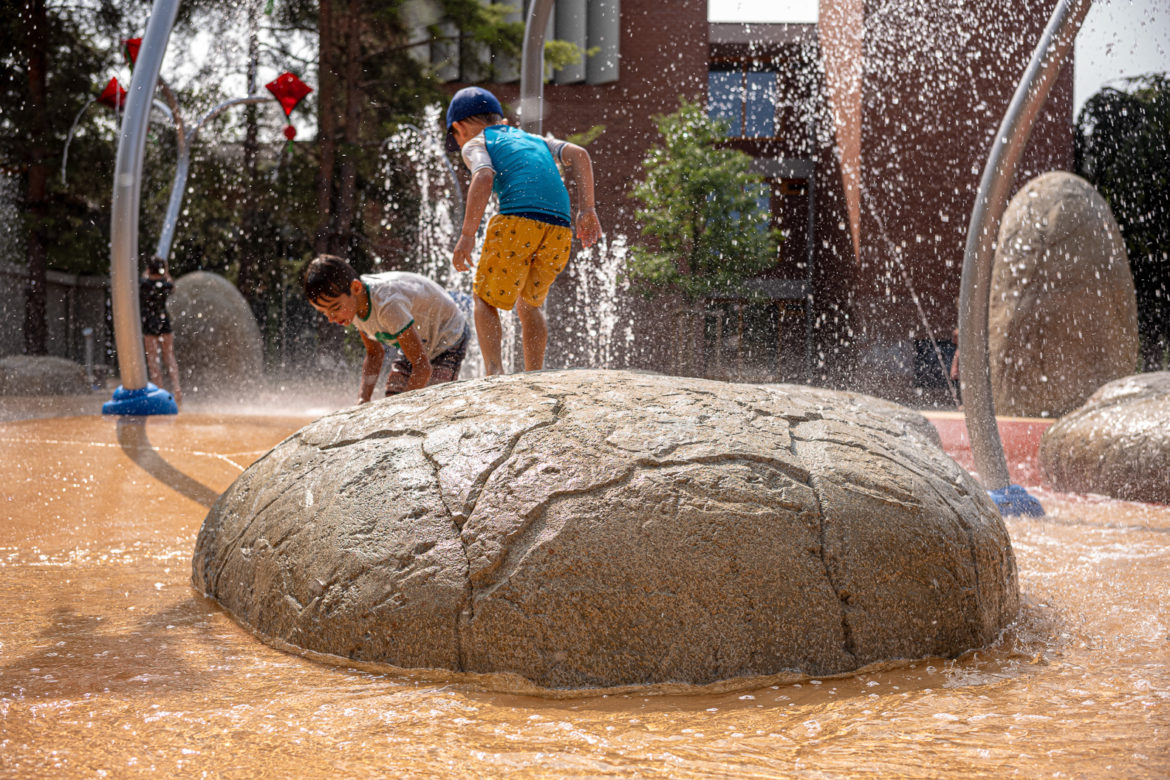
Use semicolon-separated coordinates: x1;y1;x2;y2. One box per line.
708;67;778;138
768;176;811;275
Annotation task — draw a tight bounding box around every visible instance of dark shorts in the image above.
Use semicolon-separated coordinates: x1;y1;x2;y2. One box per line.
142;315;172;336
385;323;470;396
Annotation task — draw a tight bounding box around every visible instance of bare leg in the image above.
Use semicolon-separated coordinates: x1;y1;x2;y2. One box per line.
159;333;182;404
474;294;504;375
143;335;163;387
515;298;547;371
385;368;410;396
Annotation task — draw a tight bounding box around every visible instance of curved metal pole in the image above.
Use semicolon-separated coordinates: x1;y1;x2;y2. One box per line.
61;99;97;185
150;99;176;129
154;94;270;261
519;0;555;133
109;0;181;393
958;0;1092;497
154;140;192;262
61;99;173;185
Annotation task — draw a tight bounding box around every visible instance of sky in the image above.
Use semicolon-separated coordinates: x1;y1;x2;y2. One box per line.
707;0;1170;114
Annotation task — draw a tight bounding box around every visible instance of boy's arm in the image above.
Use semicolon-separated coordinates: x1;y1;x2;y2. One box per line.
395;326;432;391
560;143;602;248
357;329;384;404
453;168;495;272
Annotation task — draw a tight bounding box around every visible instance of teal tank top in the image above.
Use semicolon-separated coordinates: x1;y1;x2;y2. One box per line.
483;125;571;226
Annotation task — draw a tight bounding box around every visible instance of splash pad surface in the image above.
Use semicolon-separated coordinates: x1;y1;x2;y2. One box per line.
1;401;1167;777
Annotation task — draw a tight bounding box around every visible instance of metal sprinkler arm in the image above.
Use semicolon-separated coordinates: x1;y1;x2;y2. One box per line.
958;0;1092;511
61;99;98;186
61;98;174;186
189;95;274;146
519;0;555;134
108;0;181;396
153;94;271;261
103;3;294;413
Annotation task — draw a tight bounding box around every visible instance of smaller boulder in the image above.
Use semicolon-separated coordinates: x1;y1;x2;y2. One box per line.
171;272;265;398
1040;372;1170;502
0;355;89;396
989;172;1139;417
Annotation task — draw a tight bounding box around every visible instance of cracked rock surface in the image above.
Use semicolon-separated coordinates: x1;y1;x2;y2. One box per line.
1040;371;1170;503
191;369;1018;689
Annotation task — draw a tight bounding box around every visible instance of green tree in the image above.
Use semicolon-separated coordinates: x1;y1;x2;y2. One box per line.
628;99;780;302
1076;74;1170;370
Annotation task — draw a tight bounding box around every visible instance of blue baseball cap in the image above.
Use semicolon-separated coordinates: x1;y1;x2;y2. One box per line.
445;86;503;151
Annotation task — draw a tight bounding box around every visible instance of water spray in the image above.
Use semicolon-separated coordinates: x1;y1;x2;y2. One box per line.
854;176;962;409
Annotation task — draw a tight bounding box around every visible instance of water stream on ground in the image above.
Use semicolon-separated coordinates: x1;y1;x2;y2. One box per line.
1;405;1166;777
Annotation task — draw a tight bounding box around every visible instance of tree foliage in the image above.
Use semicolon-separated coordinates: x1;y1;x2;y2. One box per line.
1;0;139;351
628;99;781;301
1076;73;1170;367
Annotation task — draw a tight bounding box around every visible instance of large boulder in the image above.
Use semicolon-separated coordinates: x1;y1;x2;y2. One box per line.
989;171;1139;417
1040;372;1170;503
828;387;943;449
171;271;264;398
192;369;1018;690
0;355;88;395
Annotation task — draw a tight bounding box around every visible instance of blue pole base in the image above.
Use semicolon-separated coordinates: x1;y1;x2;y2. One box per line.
102;383;179;416
989;484;1045;517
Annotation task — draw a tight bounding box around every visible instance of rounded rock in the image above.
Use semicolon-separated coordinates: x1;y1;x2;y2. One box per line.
1040;371;1170;503
989;171;1139;417
0;355;88;396
192;369;1018;690
171;271;264;398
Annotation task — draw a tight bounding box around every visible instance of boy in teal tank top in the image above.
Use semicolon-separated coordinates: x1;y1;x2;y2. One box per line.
446;86;602;375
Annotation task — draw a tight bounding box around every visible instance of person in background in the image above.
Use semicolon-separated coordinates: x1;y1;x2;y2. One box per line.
950;327;962;408
141;255;182;406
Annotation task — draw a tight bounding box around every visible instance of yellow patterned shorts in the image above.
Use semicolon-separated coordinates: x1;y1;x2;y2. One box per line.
474;214;572;310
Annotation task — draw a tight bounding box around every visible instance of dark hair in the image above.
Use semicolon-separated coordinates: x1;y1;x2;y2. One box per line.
147;256;168;276
302;254;358;303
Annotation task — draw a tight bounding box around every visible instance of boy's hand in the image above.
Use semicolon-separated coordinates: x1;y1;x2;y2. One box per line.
452;234;474;272
576;207;602;248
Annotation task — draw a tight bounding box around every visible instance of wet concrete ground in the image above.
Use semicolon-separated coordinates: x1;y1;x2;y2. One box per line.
1;394;1167;777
